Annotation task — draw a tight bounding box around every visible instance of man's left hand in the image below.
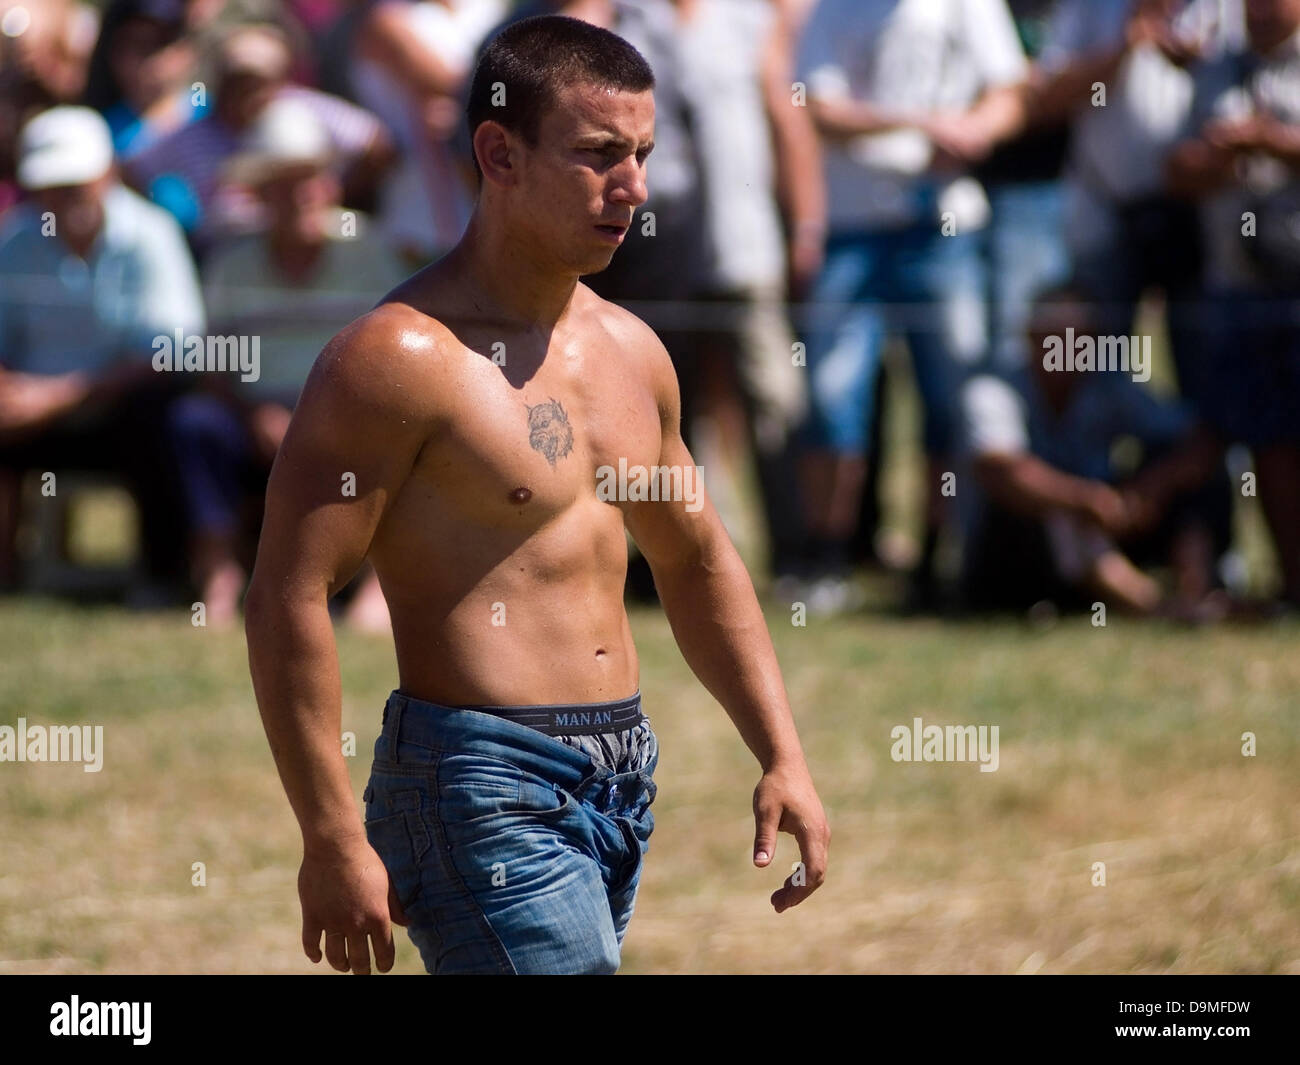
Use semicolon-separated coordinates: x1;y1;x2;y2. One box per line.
752;760;830;913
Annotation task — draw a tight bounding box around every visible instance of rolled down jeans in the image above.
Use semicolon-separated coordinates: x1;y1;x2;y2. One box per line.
364;689;659;974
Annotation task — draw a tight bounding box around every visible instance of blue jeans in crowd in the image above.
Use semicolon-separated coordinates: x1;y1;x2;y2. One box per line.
801;220;987;457
984;180;1070;377
364;689;659;974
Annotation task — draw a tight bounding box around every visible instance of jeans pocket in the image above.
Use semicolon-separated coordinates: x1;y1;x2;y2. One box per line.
364;786;430;913
435;753;526;823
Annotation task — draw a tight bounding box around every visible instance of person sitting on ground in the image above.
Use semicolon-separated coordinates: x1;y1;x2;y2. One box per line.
958;284;1231;620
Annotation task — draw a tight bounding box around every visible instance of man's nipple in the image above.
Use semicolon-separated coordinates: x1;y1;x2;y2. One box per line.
509;486;533;505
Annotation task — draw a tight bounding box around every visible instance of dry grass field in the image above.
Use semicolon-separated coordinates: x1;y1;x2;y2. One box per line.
1;596;1296;974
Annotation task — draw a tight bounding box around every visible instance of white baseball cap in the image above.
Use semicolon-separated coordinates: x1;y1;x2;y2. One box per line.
16;106;115;191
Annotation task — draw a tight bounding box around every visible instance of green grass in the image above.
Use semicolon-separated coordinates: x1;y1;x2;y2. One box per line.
0;599;1296;974
2;303;1293;973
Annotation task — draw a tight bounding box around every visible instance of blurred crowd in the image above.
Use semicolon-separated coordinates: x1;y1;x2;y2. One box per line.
1;0;1299;626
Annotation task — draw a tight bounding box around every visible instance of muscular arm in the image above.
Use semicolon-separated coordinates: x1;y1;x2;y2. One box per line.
621;321;829;912
244;308;436;972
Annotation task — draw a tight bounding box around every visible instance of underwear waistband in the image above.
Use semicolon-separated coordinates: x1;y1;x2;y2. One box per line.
391;689;644;737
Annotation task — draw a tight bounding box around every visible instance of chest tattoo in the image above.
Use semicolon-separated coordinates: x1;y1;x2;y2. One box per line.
525;398;574;468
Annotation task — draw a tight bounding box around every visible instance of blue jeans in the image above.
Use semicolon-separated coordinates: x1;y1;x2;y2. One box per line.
984;181;1070;376
801;222;987;456
364;690;659;974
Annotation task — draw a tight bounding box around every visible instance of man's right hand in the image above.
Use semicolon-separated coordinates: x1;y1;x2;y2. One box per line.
298;835;407;974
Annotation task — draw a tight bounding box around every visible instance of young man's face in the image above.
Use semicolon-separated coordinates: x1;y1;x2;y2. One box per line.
506;81;655;277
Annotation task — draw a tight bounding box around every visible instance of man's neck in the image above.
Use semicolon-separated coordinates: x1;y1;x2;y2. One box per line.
448;211;580;332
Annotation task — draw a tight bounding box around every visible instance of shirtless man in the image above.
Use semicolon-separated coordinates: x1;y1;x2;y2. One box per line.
245;14;829;975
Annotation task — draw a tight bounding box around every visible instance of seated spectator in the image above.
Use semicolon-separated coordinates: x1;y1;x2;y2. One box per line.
172;97;407;626
0;0;102;216
0;105;205;594
1166;0;1300;607
81;0;203;155
121;22;394;259
959;286;1230;618
2;0;99;106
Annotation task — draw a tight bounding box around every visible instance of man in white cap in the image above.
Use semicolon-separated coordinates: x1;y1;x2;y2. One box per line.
0;104;205;593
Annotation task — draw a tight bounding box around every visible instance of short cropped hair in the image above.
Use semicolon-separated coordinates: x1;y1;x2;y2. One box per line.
465;14;655;182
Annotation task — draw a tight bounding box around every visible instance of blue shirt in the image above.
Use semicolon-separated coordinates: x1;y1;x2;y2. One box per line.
0;182;205;376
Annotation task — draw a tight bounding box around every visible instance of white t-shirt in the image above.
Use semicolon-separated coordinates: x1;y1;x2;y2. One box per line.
1041;0;1242;256
1188;26;1300;288
350;0;507;258
796;0;1027;232
678;0;786;288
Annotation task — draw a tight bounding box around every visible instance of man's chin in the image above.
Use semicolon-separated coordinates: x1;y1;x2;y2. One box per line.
575;248;620;276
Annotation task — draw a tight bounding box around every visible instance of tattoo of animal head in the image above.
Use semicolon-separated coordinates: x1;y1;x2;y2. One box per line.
526;398;574;468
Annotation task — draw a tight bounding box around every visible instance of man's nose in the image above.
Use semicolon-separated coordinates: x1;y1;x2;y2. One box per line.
609;159;648;208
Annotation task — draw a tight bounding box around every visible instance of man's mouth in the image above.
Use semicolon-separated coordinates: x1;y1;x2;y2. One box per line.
595;222;628;244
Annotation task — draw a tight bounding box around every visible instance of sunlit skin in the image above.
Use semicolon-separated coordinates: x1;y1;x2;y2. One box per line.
245;81;829;975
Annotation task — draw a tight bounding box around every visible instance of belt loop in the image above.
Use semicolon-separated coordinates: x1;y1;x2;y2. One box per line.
390;695;405;764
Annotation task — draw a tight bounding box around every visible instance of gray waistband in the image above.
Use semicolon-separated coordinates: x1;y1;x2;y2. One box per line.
433;691;644;737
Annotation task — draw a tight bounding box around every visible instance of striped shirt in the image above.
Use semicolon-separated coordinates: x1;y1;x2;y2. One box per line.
123;84;387;255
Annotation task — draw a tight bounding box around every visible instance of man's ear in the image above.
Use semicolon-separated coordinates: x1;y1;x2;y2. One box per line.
473;121;518;188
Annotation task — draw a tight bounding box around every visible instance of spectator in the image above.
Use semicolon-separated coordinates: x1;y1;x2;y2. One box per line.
959;285;1230;617
1166;0;1300;606
348;0;508;264
674;0;820;584
794;0;1030;614
174;97;407;626
122;22;395;258
81;0;203;155
0;105;204;594
978;0;1074;378
1032;0;1242;400
0;0;102;215
2;0;99;106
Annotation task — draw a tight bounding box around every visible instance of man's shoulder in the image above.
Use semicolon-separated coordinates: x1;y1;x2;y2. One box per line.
577;283;671;362
301;300;461;419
